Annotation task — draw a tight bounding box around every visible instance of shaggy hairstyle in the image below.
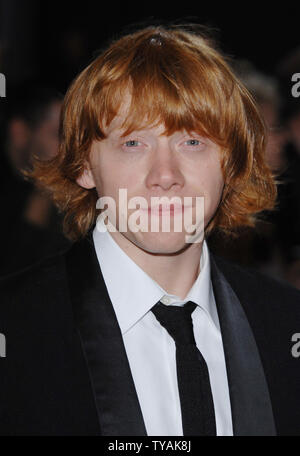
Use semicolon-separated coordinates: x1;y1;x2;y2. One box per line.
28;25;278;241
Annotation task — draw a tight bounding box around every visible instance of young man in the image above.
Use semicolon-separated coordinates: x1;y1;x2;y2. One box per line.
0;25;299;436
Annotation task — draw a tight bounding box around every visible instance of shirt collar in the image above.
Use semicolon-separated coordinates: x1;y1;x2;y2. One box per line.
93;219;218;335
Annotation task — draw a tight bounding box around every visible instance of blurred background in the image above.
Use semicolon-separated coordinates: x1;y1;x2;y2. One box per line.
0;1;300;289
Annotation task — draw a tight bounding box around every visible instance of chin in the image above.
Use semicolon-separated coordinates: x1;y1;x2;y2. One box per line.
129;231;191;255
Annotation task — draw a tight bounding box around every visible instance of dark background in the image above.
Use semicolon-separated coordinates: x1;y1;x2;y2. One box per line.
1;1;300;92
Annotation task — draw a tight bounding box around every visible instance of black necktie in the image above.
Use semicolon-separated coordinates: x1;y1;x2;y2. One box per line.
151;301;217;436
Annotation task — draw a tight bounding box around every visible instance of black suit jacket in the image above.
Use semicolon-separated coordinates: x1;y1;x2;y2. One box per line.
0;233;300;436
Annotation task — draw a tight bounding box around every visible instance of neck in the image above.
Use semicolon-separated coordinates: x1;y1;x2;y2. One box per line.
109;231;203;300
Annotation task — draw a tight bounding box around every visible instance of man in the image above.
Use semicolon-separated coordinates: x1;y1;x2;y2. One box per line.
0;25;299;436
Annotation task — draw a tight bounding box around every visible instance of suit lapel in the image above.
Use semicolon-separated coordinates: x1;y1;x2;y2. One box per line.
65;234;147;436
65;232;276;436
210;253;277;435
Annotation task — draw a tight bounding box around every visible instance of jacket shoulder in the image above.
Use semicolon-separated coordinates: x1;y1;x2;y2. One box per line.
0;247;68;285
0;245;72;318
211;253;300;311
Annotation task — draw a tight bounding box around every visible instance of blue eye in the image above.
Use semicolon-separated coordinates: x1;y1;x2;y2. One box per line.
125;140;140;147
186;139;200;146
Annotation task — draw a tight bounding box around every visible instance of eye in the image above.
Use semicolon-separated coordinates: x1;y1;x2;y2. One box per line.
124;140;141;147
185;139;201;146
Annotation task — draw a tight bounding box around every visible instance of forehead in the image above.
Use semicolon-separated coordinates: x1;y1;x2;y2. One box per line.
103;91;167;137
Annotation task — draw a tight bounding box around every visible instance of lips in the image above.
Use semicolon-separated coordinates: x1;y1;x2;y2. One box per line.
139;204;192;216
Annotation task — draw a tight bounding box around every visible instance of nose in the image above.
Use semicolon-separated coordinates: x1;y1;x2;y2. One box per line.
145;139;184;192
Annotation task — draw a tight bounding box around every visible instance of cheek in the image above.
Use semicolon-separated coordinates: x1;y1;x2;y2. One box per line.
92;159;135;199
197;154;223;186
199;163;224;206
98;155;144;191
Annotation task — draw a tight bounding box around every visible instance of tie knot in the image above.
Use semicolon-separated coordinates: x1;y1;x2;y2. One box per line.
151;300;197;346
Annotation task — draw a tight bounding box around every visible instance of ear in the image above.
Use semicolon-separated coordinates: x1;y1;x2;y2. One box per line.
76;163;96;189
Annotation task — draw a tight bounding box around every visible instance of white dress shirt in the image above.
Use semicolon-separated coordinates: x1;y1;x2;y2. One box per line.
93;221;233;436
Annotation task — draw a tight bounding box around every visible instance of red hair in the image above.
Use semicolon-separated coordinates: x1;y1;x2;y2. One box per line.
28;25;278;241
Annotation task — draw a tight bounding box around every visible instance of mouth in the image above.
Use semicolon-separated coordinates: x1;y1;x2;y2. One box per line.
139;204;192;216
